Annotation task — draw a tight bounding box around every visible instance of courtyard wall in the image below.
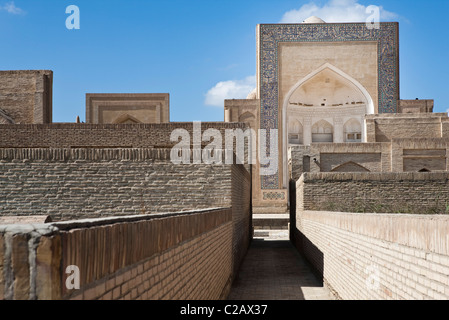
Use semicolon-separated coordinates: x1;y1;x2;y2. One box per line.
0;208;243;300
0;148;249;221
296;172;449;214
0;122;248;148
292;172;449;299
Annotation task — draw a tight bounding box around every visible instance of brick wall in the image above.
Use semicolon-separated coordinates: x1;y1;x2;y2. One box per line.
391;138;449;172
231;164;252;277
0;208;248;300
0;122;247;148
297;172;449;214
0;148;251;221
292;210;449;300
365;113;447;143
319;153;382;172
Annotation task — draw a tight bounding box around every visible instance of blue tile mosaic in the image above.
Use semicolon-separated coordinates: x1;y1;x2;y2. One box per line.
258;23;399;189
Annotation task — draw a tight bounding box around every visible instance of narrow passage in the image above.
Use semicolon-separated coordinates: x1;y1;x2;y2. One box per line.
228;232;335;300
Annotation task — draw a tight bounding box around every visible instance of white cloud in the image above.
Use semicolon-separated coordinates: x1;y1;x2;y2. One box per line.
205;75;256;107
1;1;25;15
280;0;397;23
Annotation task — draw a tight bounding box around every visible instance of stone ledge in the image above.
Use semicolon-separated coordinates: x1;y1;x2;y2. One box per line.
52;207;231;231
300;172;449;183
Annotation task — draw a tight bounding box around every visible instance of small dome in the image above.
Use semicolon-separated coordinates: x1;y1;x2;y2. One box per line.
303;16;326;24
247;88;257;100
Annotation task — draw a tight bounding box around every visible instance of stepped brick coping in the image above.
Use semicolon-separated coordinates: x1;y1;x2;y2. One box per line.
0;207;231;234
0;216;52;225
0;148;173;161
300;172;449;182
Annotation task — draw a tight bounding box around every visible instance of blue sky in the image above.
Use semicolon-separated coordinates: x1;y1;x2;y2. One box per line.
0;0;448;122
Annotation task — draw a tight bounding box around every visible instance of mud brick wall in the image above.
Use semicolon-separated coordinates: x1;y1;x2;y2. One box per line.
0;208;244;300
365;113;448;143
292;172;449;299
292;210;449;300
0;148;252;221
0;122;248;148
297;172;449;214
231;164;252;278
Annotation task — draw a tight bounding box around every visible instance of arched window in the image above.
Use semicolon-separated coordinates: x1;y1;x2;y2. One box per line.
344;119;362;142
312;120;333;143
288;119;303;145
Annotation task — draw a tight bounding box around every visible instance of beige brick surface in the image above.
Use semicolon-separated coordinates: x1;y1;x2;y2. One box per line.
293;209;449;300
11;235;30;300
36;235;62;300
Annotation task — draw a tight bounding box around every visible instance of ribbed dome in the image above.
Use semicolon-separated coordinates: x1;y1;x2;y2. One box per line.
303;16;326;24
246;88;257;100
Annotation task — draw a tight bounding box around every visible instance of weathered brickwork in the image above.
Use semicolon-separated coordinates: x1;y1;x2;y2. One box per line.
293;210;449;300
0;148;243;221
297;172;449;214
231;164;252;277
319;153;382;172
365;113;449;143
0;122;247;148
70;222;232;300
0;70;52;124
0;208;249;300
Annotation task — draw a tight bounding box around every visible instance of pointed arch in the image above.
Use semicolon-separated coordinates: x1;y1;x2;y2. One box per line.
312;119;333;134
113;114;142;124
311;119;333;143
344;118;362;142
288;119;303;145
418;168;431;173
331;161;371;173
281;63;374;187
284;63;375;115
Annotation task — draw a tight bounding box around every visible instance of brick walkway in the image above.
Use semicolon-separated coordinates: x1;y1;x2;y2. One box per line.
228;231;335;300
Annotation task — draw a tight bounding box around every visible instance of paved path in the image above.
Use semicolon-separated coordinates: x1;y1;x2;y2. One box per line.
228;231;335;300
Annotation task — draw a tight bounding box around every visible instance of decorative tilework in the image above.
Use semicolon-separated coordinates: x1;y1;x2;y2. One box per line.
258;22;399;189
262;190;287;201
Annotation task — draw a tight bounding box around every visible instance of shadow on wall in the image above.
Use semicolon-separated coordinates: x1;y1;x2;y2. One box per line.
289;179;324;286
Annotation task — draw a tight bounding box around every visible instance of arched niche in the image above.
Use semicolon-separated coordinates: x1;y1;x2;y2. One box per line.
312;119;333;143
288;119;303;145
285;63;374;113
239;112;256;129
344;118;362;142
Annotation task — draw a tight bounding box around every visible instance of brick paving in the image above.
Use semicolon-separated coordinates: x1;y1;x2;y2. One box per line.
228;231;335;300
